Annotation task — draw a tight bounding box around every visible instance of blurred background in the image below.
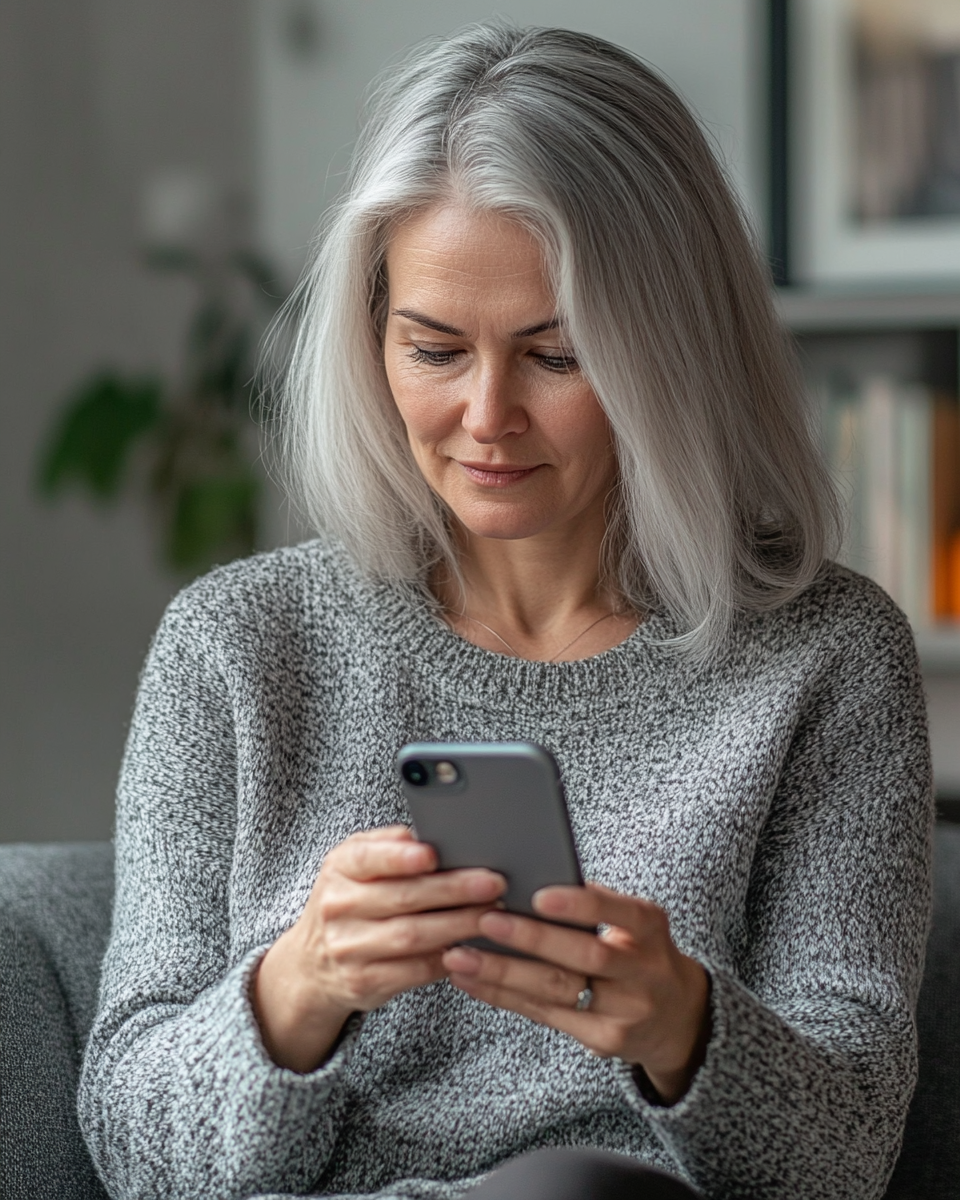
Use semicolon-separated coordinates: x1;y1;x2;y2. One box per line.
2;0;959;843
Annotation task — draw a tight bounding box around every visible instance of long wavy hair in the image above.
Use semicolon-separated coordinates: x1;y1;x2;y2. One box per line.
272;21;841;660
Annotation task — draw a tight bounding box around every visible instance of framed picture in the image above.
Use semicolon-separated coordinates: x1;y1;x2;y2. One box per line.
779;0;960;286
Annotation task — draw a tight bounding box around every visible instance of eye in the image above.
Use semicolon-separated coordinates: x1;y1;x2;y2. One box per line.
409;346;461;366
532;352;580;373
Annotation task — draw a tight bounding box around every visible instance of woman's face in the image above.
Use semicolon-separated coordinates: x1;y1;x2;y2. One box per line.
383;203;617;546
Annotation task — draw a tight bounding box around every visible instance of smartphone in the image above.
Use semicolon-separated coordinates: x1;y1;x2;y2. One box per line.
396;741;591;956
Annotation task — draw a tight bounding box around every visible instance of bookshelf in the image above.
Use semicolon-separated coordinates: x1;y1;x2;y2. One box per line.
914;628;960;675
777;288;960;674
776;291;960;333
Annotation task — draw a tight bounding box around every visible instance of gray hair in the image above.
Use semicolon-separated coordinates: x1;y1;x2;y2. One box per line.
273;21;841;660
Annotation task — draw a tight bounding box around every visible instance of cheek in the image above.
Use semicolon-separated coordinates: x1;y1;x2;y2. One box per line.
384;359;450;447
545;389;613;463
394;390;452;452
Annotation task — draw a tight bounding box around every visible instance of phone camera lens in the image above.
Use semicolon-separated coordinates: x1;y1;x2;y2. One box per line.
434;761;459;785
402;760;429;786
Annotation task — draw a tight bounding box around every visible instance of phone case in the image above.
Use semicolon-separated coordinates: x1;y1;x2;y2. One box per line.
396;741;588;956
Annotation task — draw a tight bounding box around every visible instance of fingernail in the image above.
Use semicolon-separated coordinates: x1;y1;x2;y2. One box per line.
444;946;481;973
533;888;565;915
479;911;514;939
467;871;505;899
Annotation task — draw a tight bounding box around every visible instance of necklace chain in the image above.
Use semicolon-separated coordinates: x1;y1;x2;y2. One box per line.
455;609;622;663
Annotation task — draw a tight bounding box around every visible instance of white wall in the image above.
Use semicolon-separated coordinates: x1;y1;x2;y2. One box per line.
0;0;256;842
3;1;958;845
253;0;960;794
254;0;764;282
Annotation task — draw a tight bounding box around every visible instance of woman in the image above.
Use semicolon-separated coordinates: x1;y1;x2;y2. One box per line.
78;22;933;1200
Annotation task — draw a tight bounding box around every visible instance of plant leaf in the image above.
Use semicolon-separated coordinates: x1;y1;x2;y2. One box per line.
166;474;259;570
188;300;229;360
201;326;251;403
37;373;163;500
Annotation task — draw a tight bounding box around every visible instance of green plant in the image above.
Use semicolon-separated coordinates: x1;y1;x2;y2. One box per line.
37;248;282;573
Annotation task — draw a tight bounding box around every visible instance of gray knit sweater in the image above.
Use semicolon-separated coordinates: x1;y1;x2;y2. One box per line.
78;540;933;1200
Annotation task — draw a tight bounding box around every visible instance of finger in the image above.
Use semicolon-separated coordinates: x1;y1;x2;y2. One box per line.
532;883;668;946
443;945;585;1008
334;951;450;1012
329;834;437;882
448;974;620;1055
327;905;500;961
347;825;414;842
476;909;616;978
326;869;505;920
448;946;655;1026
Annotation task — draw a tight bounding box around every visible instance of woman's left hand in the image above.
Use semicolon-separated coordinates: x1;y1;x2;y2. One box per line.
442;883;710;1105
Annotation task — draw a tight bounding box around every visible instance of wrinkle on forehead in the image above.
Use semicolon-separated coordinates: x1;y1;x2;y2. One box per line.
385;203;557;329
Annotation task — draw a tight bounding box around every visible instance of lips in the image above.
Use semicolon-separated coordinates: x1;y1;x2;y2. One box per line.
458;462;541;487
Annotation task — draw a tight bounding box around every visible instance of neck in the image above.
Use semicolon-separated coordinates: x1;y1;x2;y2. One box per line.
433;509;635;662
447;535;609;634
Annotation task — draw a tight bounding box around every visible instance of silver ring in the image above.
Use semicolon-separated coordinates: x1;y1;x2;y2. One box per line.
575;984;593;1012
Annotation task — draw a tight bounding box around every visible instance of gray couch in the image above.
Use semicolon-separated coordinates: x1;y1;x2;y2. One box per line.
1;828;958;1200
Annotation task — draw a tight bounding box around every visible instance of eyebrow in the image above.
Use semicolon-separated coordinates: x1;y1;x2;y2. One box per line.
391;309;562;340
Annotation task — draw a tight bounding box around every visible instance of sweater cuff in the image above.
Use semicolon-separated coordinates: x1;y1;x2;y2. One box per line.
200;945;365;1188
235;944;365;1085
612;958;728;1123
611;961;863;1197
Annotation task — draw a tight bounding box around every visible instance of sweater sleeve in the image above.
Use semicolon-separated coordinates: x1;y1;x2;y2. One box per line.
613;592;934;1199
77;590;362;1200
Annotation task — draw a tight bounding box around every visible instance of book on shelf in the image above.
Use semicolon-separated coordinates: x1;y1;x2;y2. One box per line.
818;375;960;630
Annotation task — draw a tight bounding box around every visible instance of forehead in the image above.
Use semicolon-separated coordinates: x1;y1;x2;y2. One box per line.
385;203;553;304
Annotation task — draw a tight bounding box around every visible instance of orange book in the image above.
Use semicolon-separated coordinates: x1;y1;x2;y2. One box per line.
931;397;960;619
950;532;960;618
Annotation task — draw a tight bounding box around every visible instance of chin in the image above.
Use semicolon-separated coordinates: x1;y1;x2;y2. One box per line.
438;478;578;541
449;505;554;543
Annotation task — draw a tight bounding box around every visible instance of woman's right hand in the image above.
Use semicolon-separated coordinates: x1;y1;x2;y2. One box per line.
251;824;506;1072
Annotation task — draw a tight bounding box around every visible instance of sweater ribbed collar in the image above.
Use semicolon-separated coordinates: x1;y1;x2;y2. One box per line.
334;551;682;714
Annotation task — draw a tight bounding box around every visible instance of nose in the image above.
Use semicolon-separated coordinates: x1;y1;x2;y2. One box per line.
460;361;529;444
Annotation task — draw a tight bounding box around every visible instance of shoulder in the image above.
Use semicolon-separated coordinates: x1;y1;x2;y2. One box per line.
168;537;360;611
150;538;378;665
683;563;926;736
733;560;918;679
717;565;930;778
786;559;909;633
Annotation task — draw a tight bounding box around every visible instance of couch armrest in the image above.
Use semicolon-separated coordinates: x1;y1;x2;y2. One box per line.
884;822;960;1199
0;842;113;1200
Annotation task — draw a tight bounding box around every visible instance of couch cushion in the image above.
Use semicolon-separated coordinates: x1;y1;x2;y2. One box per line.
0;829;955;1200
884;821;960;1199
0;842;113;1200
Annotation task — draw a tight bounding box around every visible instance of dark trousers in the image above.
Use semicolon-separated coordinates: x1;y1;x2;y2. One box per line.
468;1147;702;1199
